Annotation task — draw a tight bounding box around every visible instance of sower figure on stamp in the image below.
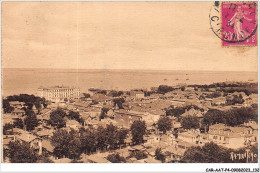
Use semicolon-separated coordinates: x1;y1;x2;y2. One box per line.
228;6;254;40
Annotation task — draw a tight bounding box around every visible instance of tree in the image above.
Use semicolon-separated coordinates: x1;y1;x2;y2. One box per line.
181;142;233;163
117;128;129;146
43;102;48;108
49;108;66;128
2;99;10;109
157;85;174;94
155;148;166;163
181;115;200;130
202;107;257;127
24;111;38;131
13;118;24;129
99;107;109;120
202;109;222;132
180;86;185;91
95;126;107;151
67;111;80;121
3;99;15;113
130;150;147;160
107;153;126;163
157;116;172;134
34;102;42;114
106;124;118;150
8;141;38;163
51;129;81;159
109;90;124;97
26;102;34;110
98;90;107;95
165;105;204;118
4;94;47;110
113;98;125;109
3;123;13;135
83;93;91;98
79;127;96;154
67;130;82;159
4;106;15;113
226;94;244;105
79;125;128;155
130;120;147;145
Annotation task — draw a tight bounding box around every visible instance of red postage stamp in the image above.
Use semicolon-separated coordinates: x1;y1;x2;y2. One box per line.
221;2;257;46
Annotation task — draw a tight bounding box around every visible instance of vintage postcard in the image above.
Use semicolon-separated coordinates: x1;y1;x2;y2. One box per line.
1;1;258;170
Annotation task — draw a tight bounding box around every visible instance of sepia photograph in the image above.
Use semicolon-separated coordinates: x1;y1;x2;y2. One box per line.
1;1;258;167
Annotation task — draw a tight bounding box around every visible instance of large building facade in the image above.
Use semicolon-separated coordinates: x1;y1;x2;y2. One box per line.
37;86;80;103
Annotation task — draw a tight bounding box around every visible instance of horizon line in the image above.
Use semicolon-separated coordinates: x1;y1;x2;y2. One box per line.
2;67;258;73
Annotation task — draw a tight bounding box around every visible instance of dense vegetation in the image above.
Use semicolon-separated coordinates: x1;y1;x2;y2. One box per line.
188;82;258;96
107;153;126;163
155;148;166;162
49;108;84;128
6;141;52;163
157;116;172;134
3;94;48;113
130;120;147;145
226;94;244;105
181;115;200;130
129;150;148;160
166;105;204;118
203;107;257;128
181;142;258;163
50;124;129;159
113;98;125;109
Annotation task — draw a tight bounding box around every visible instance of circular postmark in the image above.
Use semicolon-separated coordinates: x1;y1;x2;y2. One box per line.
209;1;257;45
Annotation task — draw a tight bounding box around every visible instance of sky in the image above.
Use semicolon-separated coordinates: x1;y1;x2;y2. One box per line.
2;2;258;71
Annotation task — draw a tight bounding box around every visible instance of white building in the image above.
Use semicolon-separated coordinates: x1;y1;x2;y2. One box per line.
130;91;145;99
37;86;80;103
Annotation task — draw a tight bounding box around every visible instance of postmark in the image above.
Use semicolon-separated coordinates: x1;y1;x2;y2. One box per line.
209;1;257;46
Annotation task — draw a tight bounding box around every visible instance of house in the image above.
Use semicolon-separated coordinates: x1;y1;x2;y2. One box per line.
130;145;145;151
73;102;90;112
171;99;186;107
208;123;254;149
36;129;54;139
144;134;160;145
114;110;142;128
126;157;138;163
241;121;258;145
172;120;182;130
3;135;15;149
88;154;111;163
140;112;160;125
12;109;25;116
51;157;72;163
41;139;54;153
66;119;82;130
14;129;43;155
176;139;197;150
146;147;156;157
144;157;161;163
9;101;25;109
38;113;51;126
3;114;24;125
180;107;203;118
146;121;157;133
130;91;145;99
177;130;201;146
249;94;258;104
212;97;226;106
32;105;38;114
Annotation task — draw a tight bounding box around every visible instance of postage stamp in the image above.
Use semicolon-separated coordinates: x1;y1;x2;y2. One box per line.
209;1;257;46
221;2;257;46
